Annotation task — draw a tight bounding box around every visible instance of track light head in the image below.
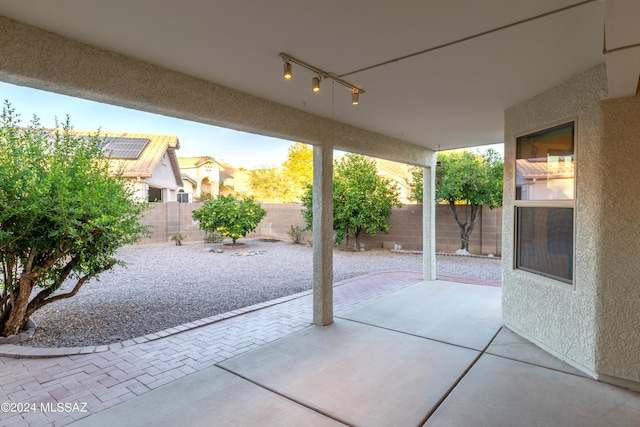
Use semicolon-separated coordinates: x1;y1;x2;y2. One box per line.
283;62;292;80
280;53;364;103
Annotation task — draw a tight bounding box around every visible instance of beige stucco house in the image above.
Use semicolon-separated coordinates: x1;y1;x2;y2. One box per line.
177;156;224;201
1;0;639;393
374;158;415;204
217;160;239;196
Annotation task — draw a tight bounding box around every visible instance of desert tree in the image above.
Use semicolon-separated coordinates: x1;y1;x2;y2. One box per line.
192;195;266;244
282;142;313;200
302;154;401;249
0;101;149;337
248;167;297;203
410;149;503;252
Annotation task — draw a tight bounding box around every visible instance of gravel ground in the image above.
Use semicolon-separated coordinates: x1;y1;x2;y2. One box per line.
25;238;501;348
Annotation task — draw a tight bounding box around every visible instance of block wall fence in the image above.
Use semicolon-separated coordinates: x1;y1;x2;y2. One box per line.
140;202;502;256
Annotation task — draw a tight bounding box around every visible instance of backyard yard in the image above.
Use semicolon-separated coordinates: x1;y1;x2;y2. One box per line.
25;238;501;348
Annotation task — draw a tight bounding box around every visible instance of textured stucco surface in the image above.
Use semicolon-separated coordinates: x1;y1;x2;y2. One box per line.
503;65;607;376
596;96;640;383
423;161;436;280
312;145;334;326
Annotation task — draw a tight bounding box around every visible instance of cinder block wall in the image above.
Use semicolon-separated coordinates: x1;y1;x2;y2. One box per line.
247;203;312;243
140;202;205;244
436;204;477;253
480;206;502;256
139;202;169;243
338;206;424;251
139;202;502;255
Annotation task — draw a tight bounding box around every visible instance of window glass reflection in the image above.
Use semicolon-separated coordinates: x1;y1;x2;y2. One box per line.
516;122;574;200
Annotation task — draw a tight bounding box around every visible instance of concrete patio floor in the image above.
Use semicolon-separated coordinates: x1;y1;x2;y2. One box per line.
68;280;640;427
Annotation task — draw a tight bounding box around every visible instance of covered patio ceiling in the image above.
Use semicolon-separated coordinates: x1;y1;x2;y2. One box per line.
0;0;622;152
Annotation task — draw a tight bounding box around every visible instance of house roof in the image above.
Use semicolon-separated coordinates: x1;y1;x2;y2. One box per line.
63;130;183;186
177;156;224;169
375;158;412;185
181;175;198;186
516;157;574;180
217;161;239;182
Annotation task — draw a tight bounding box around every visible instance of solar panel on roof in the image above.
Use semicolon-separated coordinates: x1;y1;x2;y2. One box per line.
101;137;150;159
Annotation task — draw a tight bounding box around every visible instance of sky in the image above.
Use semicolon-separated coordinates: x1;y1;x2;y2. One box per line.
0;81;294;169
1;81;502;168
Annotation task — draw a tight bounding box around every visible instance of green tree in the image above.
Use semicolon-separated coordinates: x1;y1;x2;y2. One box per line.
282;142;313;200
248;167;296;203
301;154;402;248
409;167;424;203
0;102;149;337
192;195;266;244
410;149;503;252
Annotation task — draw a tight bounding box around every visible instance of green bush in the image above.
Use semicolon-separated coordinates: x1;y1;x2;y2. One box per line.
192;195;266;244
287;225;305;244
301;154;401;248
0;101;149;336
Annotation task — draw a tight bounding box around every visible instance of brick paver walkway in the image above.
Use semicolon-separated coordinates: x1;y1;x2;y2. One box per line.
0;271;497;426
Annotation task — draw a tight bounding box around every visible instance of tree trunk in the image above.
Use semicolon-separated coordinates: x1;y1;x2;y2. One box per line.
448;201;479;252
463;204;479;251
354;229;362;251
1;275;34;336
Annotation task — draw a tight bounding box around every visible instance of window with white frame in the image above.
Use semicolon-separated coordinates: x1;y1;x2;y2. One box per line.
515;122;575;284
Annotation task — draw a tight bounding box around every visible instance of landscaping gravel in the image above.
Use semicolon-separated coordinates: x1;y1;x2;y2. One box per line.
25;239;501;348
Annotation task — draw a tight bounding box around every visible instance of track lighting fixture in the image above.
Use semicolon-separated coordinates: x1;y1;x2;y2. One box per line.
283;62;292;80
280;53;364;104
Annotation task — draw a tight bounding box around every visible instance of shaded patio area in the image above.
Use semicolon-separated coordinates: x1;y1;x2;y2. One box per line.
69;280;640;427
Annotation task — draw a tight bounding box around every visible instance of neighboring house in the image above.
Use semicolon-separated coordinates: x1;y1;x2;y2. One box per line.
373;158;415;204
515;156;574;201
177;156;224;201
64;131;183;202
217;160;239;196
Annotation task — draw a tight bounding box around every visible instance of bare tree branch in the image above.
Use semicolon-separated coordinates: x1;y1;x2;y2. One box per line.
25;264;113;318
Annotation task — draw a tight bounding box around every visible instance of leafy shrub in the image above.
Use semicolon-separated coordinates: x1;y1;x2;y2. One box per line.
170;232;186;246
0;102;148;336
287;225;305;244
192;195;266;244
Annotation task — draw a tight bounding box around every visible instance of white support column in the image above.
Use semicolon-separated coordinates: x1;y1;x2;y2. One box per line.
423;157;436;280
312;144;334;326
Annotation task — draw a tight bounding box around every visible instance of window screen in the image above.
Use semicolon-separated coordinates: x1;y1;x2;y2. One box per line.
516;207;573;283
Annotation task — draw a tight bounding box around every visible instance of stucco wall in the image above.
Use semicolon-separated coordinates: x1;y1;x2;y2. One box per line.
146;156;179;201
502;64;607;376
596;96;640;384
